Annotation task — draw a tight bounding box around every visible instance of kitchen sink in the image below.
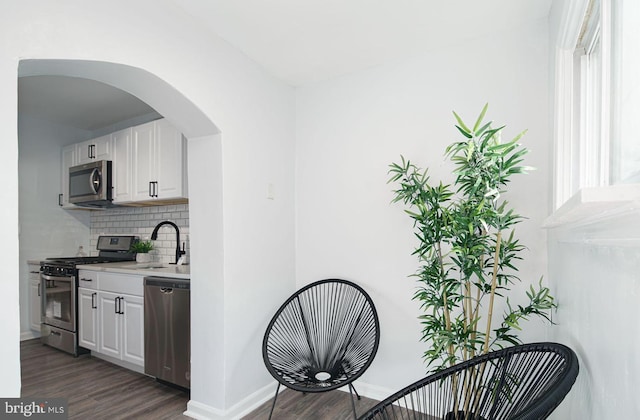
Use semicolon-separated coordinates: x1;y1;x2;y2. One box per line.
127;263;169;270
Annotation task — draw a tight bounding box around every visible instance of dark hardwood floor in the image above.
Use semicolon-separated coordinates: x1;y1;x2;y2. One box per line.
20;339;189;419
242;387;379;420
20;339;380;419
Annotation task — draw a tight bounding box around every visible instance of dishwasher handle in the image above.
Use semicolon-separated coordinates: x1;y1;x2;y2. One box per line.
144;276;190;290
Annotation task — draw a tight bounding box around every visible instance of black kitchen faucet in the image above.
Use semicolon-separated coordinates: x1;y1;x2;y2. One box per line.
151;220;186;264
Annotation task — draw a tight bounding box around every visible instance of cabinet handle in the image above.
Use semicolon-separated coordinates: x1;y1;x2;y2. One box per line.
58;193;63;206
88;144;96;159
37;282;40;297
115;296;124;314
80;278;93;282
148;181;158;198
91;292;97;309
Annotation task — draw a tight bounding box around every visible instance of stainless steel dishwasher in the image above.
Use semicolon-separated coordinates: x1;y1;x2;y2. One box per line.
144;276;190;389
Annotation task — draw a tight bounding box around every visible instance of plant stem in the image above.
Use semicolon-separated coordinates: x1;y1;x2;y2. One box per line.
436;242;455;363
470;230;488;359
464;279;472;361
483;231;502;354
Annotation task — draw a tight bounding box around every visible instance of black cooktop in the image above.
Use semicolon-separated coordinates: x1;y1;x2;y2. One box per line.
45;256;133;265
42;235;138;268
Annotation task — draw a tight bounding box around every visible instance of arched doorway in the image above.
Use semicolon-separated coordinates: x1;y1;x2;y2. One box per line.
17;59;225;413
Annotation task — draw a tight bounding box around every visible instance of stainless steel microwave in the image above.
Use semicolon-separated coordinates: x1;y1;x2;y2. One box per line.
68;160;113;207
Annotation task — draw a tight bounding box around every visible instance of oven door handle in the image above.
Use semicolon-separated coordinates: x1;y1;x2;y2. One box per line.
41;273;74;282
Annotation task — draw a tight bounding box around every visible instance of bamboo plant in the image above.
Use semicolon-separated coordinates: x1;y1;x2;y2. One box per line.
389;104;556;373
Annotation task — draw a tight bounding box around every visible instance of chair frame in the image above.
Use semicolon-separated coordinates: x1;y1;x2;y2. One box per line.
358;342;579;420
262;278;380;419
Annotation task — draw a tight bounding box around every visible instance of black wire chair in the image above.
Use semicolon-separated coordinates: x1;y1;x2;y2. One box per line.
262;279;380;419
358;342;579;420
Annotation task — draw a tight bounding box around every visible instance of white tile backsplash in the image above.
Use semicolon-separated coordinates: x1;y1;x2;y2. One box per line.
90;204;190;264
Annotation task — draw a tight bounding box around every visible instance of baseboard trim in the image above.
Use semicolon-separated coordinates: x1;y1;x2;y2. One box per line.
20;330;39;341
183;400;226;420
90;352;145;375
183;379;394;419
184;382;278;420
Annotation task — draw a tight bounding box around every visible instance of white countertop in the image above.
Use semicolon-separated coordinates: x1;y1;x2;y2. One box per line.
76;261;190;279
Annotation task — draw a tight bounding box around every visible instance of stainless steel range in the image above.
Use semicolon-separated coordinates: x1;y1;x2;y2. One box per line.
40;235;137;356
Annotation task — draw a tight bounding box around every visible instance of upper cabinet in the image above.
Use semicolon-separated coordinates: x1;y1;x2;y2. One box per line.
59;134;114;208
60;118;188;209
112;127;133;203
125;119;188;203
76;134;113;165
59;144;76;208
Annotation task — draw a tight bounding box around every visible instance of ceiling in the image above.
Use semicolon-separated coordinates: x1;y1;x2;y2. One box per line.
18;1;552;131
173;0;553;86
18;76;158;132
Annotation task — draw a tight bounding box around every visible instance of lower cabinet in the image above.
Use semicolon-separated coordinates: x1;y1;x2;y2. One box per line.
78;271;144;368
28;263;41;332
78;287;98;351
98;291;144;366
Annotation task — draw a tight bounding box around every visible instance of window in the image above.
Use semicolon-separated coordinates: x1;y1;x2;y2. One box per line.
574;0;606;191
550;0;640;224
611;0;640;184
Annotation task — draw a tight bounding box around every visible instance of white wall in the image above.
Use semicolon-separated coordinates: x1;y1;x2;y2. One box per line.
546;1;640;418
4;1;556;416
547;216;640;419
18;115;92;337
1;0;296;415
296;19;552;397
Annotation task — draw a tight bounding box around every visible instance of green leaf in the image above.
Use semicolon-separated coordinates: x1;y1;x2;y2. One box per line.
455;125;473;139
472;103;489;133
511;129;528;144
453;110;471;134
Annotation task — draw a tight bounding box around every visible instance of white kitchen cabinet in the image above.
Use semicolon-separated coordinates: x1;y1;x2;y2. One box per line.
76;134;113;165
98;290;122;359
28;263;41;332
62;118;187;207
120;294;145;365
77;270;145;368
154;118;188;200
59;144;76;208
78;287;98;351
112;128;133;202
97;291;144;366
78;269;98;289
131;121;155;201
129;119;188;203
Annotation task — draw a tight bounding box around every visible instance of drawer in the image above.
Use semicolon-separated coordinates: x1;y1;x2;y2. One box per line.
99;272;143;296
78;270;98;290
28;264;41;281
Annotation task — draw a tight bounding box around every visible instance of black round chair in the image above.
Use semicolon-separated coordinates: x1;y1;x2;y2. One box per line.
358;342;579;420
262;279;380;419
